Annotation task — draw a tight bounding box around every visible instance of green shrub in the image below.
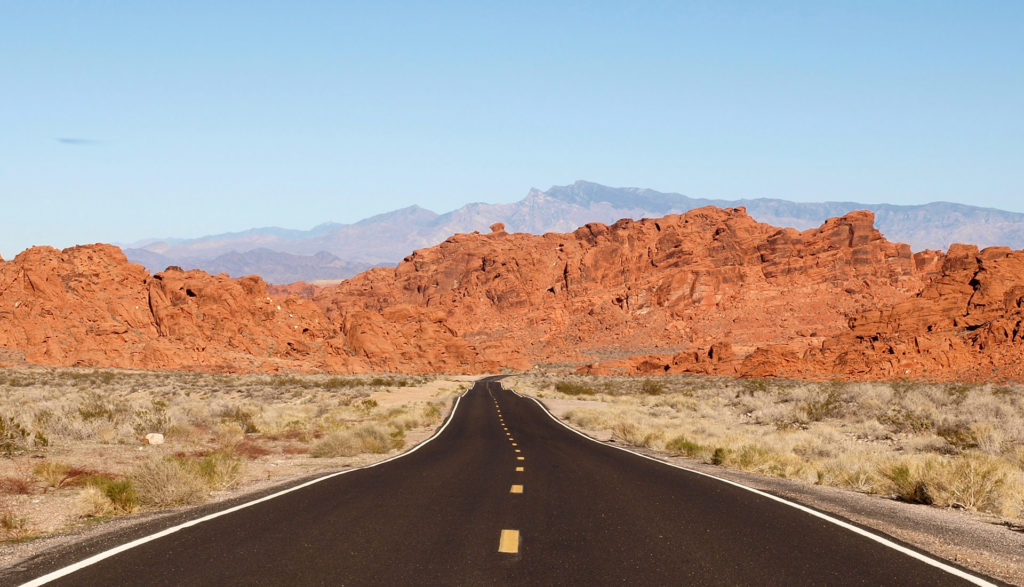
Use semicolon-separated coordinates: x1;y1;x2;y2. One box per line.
88;478;139;512
181;452;243;490
665;435;702;458
881;464;933;505
710;448;728;466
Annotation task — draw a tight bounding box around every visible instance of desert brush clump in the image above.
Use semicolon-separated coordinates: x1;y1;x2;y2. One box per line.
129;452;243;508
311;423;405;458
0;510;32;540
509;372;1024;522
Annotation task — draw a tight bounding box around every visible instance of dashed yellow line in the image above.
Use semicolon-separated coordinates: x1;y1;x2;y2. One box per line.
498;529;519;554
514;449;521;453
515;466;524;472
516;456;525;461
510;484;523;494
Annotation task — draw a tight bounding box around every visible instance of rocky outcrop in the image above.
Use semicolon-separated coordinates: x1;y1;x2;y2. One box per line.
797;244;1024;381
320;206;941;373
3;207;1023;381
0;245;494;373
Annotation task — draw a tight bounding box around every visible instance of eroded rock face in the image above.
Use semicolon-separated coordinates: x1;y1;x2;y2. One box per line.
2;207;1022;381
319;206;943;375
793;244;1024;381
0;245;492;373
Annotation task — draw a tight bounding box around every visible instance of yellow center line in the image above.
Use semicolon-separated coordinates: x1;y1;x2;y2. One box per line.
510;484;524;494
515;466;524;472
511;442;517;447
516;456;525;461
498;529;519;554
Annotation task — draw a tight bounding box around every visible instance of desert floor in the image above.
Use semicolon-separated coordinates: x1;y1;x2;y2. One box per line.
2;368;1023;583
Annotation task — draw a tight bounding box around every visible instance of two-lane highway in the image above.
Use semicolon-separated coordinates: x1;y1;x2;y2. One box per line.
15;378;993;585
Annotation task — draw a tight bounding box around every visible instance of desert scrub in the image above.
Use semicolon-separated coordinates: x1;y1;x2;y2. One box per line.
1;510;31;540
665;435;704;459
0;474;34;495
507;372;1024;521
130;452;243;508
610;419;663;448
0;414;47;456
181;451;243;490
0;367;461;539
82;477;138;513
311;424;405;458
555;381;597;396
880;452;1022;516
131;458;206;507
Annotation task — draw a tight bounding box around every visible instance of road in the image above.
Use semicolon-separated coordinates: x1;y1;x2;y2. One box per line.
16;377;993;585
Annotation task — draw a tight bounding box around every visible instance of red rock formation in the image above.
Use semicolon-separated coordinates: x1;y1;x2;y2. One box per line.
0;245;493;373
319;206;943;375
790;244;1024;381
3;207;1023;381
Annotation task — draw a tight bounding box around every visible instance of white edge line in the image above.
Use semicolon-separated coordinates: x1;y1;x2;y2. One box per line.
20;389;472;587
501;383;995;587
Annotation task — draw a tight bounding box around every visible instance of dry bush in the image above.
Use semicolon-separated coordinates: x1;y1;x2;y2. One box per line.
665;435;705;459
33;461;71;489
131;459;206;507
310;432;359;458
84;477;138;513
164;423;206;445
0;474;34;495
182;452;244;490
76;485;114;518
311;424;404;458
214;422;246;450
610;419;662;448
0;413;47;456
0;510;32;540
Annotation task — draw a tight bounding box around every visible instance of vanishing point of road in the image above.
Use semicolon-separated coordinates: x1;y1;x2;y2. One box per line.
12;377;996;586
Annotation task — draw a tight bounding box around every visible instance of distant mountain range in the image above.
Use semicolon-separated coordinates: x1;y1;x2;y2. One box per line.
124;181;1024;283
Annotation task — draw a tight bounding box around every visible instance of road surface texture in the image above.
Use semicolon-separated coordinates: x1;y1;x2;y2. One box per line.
15;377;997;586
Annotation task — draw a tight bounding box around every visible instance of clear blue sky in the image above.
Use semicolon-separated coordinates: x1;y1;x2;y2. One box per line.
2;1;1022;258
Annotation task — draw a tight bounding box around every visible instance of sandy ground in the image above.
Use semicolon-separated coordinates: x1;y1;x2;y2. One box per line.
537;395;1024;586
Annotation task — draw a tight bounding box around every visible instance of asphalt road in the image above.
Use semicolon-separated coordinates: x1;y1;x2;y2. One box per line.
16;377;993;586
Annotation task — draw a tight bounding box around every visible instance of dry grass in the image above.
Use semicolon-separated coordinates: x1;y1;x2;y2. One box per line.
509;372;1024;522
0;367;468;543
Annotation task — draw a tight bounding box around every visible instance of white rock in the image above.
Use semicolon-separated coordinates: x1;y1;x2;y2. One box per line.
144;433;165;445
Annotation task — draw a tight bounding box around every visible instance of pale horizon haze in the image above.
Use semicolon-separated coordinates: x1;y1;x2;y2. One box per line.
2;1;1022;258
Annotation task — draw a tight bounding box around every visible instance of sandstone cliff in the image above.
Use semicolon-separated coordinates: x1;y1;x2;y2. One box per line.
2;207;1022;381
